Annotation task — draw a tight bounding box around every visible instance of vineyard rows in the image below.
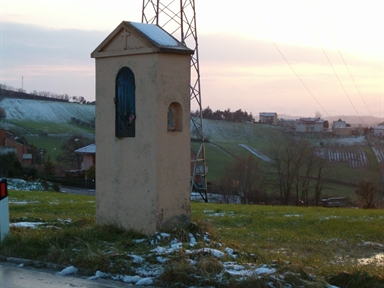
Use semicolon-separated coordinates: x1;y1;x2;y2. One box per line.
314;145;369;169
372;146;384;163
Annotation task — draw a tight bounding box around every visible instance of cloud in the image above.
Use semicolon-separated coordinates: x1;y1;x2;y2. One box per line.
1;22;105;66
0;22;107;97
1;22;381;118
198;32;371;68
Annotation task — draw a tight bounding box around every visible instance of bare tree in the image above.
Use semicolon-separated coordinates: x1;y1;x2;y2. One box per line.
296;140;315;206
219;155;263;204
268;138;331;206
268;138;303;205
313;157;331;205
355;179;380;208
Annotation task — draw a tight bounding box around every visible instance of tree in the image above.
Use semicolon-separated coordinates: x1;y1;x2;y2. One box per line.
60;135;90;170
0;152;21;177
28;143;42;165
212;109;223;120
87;165;96;183
313;157;331;205
219;155;263;204
0;107;6;119
267;138;331;206
202;106;213;119
223;109;232;121
268;138;303;205
295;140;315;206
355;179;380;208
43;156;56;177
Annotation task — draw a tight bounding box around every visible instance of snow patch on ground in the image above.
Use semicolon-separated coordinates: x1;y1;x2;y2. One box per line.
186;248;225;258
191;192;241;204
10;222;45;228
57;266;78;275
7;178;49;191
358;253;384;266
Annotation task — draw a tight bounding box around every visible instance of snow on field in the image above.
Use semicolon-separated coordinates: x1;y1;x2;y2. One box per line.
45;231;346;287
1;98;94;122
333;136;367;146
196;118;272;143
8;180;370;287
239;144;273;163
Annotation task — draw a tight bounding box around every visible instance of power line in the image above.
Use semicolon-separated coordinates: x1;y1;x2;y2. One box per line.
299;2;366;127
315;2;379;127
246;3;333;121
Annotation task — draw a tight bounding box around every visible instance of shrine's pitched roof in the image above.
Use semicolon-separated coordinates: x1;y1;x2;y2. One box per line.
91;21;193;58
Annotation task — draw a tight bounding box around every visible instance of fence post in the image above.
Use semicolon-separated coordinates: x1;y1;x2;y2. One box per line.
0;178;10;241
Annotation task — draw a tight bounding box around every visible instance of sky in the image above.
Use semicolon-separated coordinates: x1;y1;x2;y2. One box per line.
1;0;383;121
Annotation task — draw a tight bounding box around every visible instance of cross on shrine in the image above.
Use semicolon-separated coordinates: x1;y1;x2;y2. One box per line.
121;29;131;50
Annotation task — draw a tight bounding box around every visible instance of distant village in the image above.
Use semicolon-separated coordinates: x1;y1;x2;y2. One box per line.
197;106;382;137
258;112;383;137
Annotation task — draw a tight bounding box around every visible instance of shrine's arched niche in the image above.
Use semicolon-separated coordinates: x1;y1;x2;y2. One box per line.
115;67;136;138
167;102;182;132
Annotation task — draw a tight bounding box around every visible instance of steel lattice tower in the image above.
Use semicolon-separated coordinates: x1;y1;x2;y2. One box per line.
142;0;208;202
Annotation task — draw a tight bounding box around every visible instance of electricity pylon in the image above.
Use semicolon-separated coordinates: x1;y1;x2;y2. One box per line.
142;0;208;202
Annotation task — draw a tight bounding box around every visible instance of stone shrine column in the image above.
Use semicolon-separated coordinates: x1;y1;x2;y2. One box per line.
91;21;193;235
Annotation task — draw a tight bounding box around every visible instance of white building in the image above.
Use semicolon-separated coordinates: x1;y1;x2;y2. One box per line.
332;119;346;130
295;118;324;132
373;122;384;137
259;112;277;124
277;118;295;128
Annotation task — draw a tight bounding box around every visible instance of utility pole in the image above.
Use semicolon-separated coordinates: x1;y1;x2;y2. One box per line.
142;0;208;202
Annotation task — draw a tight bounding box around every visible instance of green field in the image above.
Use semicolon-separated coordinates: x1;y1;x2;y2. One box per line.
2;103;383;202
1;190;383;287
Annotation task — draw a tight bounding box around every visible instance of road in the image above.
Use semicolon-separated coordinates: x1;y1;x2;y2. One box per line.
0;261;133;288
60;186;95;196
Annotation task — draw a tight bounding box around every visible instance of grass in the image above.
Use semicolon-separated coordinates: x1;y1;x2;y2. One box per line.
9;120;94;136
25;134;95;162
1;190;383;287
7;111;381;199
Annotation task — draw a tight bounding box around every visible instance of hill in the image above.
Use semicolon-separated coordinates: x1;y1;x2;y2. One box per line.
1;98;382;200
0;97;94;123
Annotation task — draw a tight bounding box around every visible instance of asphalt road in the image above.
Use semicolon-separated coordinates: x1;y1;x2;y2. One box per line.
60;186;95;196
0;261;133;288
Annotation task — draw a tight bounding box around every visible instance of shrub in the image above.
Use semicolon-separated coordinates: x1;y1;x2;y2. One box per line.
0;107;6;119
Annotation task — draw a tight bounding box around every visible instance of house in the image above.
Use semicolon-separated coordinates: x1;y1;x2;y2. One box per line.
277;118;295;129
74;144;96;171
295;118;324;132
259;112;277;124
0;129;32;166
332;119;346;130
373;122;384;137
332;119;352;135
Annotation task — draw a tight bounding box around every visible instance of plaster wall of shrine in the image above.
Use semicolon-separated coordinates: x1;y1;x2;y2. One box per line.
91;22;193;235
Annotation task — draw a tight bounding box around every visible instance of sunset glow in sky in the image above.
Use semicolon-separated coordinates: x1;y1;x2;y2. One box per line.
1;0;383;121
